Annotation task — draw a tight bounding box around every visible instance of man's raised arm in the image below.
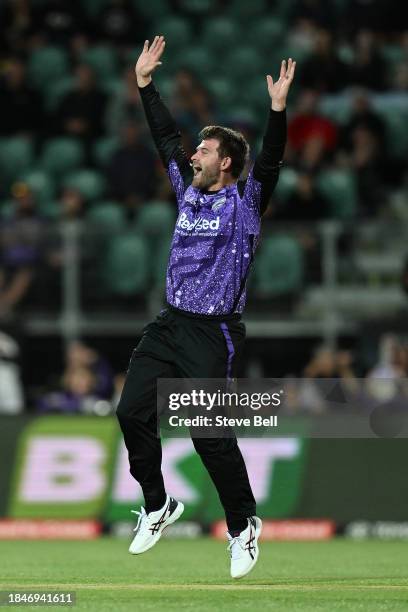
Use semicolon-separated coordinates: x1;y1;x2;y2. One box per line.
135;36;191;191
247;58;296;215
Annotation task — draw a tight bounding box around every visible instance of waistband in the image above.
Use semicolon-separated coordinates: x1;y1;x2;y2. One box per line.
166;303;242;322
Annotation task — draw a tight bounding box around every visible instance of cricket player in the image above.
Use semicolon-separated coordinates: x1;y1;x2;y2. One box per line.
116;35;295;578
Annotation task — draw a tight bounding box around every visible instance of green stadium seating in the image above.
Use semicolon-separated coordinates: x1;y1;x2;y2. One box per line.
375;105;408;159
238;76;270;112
245;17;285;51
64;170;106;202
201;18;242;52
19;171;56;207
0;200;15;219
43;77;74;112
152;235;172;287
137;201;175;237
152;16;193;49
92;137;119;167
205;76;235;111
254;234;304;296
223;47;263;82
317;169;358;219
103;233;149;295
0;138;33;183
81;0;109;17
273;168;298;202
226;0;268;19
80;46;119;81
178;0;216;13
318;96;352;125
41;138;84;179
86;201;126;232
133;0;171;19
173;46;215;76
28;47;69;90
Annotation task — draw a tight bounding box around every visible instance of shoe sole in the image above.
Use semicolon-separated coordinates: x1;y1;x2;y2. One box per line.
129;501;185;555
232;516;262;579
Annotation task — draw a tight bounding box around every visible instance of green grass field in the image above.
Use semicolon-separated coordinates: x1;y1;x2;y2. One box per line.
0;538;407;611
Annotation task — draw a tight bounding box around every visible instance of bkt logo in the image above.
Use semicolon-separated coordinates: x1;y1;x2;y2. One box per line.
177;212;220;232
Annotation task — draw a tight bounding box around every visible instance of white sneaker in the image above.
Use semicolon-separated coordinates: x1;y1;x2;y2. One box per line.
129;495;184;555
227;516;262;579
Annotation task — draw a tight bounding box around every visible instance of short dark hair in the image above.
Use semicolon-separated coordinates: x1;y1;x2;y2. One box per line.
198;125;249;178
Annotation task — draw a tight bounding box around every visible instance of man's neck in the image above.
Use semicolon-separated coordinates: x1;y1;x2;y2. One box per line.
206;177;236;192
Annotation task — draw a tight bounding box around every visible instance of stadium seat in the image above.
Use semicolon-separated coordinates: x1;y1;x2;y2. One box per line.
43;76;74;113
81;0;109;17
152;16;193;49
86;201;126;232
173;46;215;76
28;47;69;90
245;17;285;51
223;47;263;82
375;105;408;159
201;18;242;52
64;170;106;202
317;169;358;219
41;138;84;179
133;0;171;19
177;0;216;13
103;233;149;295
205;76;235;111
92;137;119;168
0;138;33;183
319;95;352;125
80;46;119;81
254;234;304;296
226;0;268;19
152;235;172;287
137;201;175;237
0;199;15;219
19;171;56;207
273;168;298;202
238;77;270;112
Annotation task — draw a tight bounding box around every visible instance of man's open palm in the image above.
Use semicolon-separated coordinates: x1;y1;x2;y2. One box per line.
267;58;296;111
136;35;165;85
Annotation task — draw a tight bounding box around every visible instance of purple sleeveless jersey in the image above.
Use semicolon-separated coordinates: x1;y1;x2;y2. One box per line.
166;160;262;316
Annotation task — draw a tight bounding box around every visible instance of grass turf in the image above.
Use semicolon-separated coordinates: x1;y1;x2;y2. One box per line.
0;538;407;611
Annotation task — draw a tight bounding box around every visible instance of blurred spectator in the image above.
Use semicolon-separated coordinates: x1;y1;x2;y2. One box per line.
107;121;156;209
0;57;44;137
57;187;86;221
367;334;405;379
290;0;334;29
37;365;100;414
349;125;387;215
349;30;387;91
53;64;107;146
172;69;216;141
341;91;386;151
0;331;24;413
94;0;147;46
106;66;144;135
299;28;349;93
272;172;329;221
65;340;114;399
0;0;33;54
0;183;45;318
31;0;88;46
287;90;338;170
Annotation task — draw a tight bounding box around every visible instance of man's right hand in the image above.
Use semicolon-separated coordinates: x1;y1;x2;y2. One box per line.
135;35;166;88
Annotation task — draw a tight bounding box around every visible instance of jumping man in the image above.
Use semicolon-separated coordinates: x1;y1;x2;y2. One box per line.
116;35;296;579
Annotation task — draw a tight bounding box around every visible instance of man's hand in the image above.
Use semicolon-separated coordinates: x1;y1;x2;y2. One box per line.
135;35;166;88
266;58;296;112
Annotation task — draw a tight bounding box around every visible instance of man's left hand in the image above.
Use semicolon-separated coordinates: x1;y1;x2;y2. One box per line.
266;58;296;112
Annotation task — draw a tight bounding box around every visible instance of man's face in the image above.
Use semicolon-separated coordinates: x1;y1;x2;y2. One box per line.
191;139;228;190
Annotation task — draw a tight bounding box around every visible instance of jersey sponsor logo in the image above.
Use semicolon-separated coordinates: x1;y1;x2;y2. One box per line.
211;196;226;211
177;212;220;232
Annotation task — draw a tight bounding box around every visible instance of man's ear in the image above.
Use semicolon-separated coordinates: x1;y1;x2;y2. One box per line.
221;156;232;172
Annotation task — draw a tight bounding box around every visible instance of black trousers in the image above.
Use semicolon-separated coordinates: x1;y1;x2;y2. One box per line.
116;307;256;531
